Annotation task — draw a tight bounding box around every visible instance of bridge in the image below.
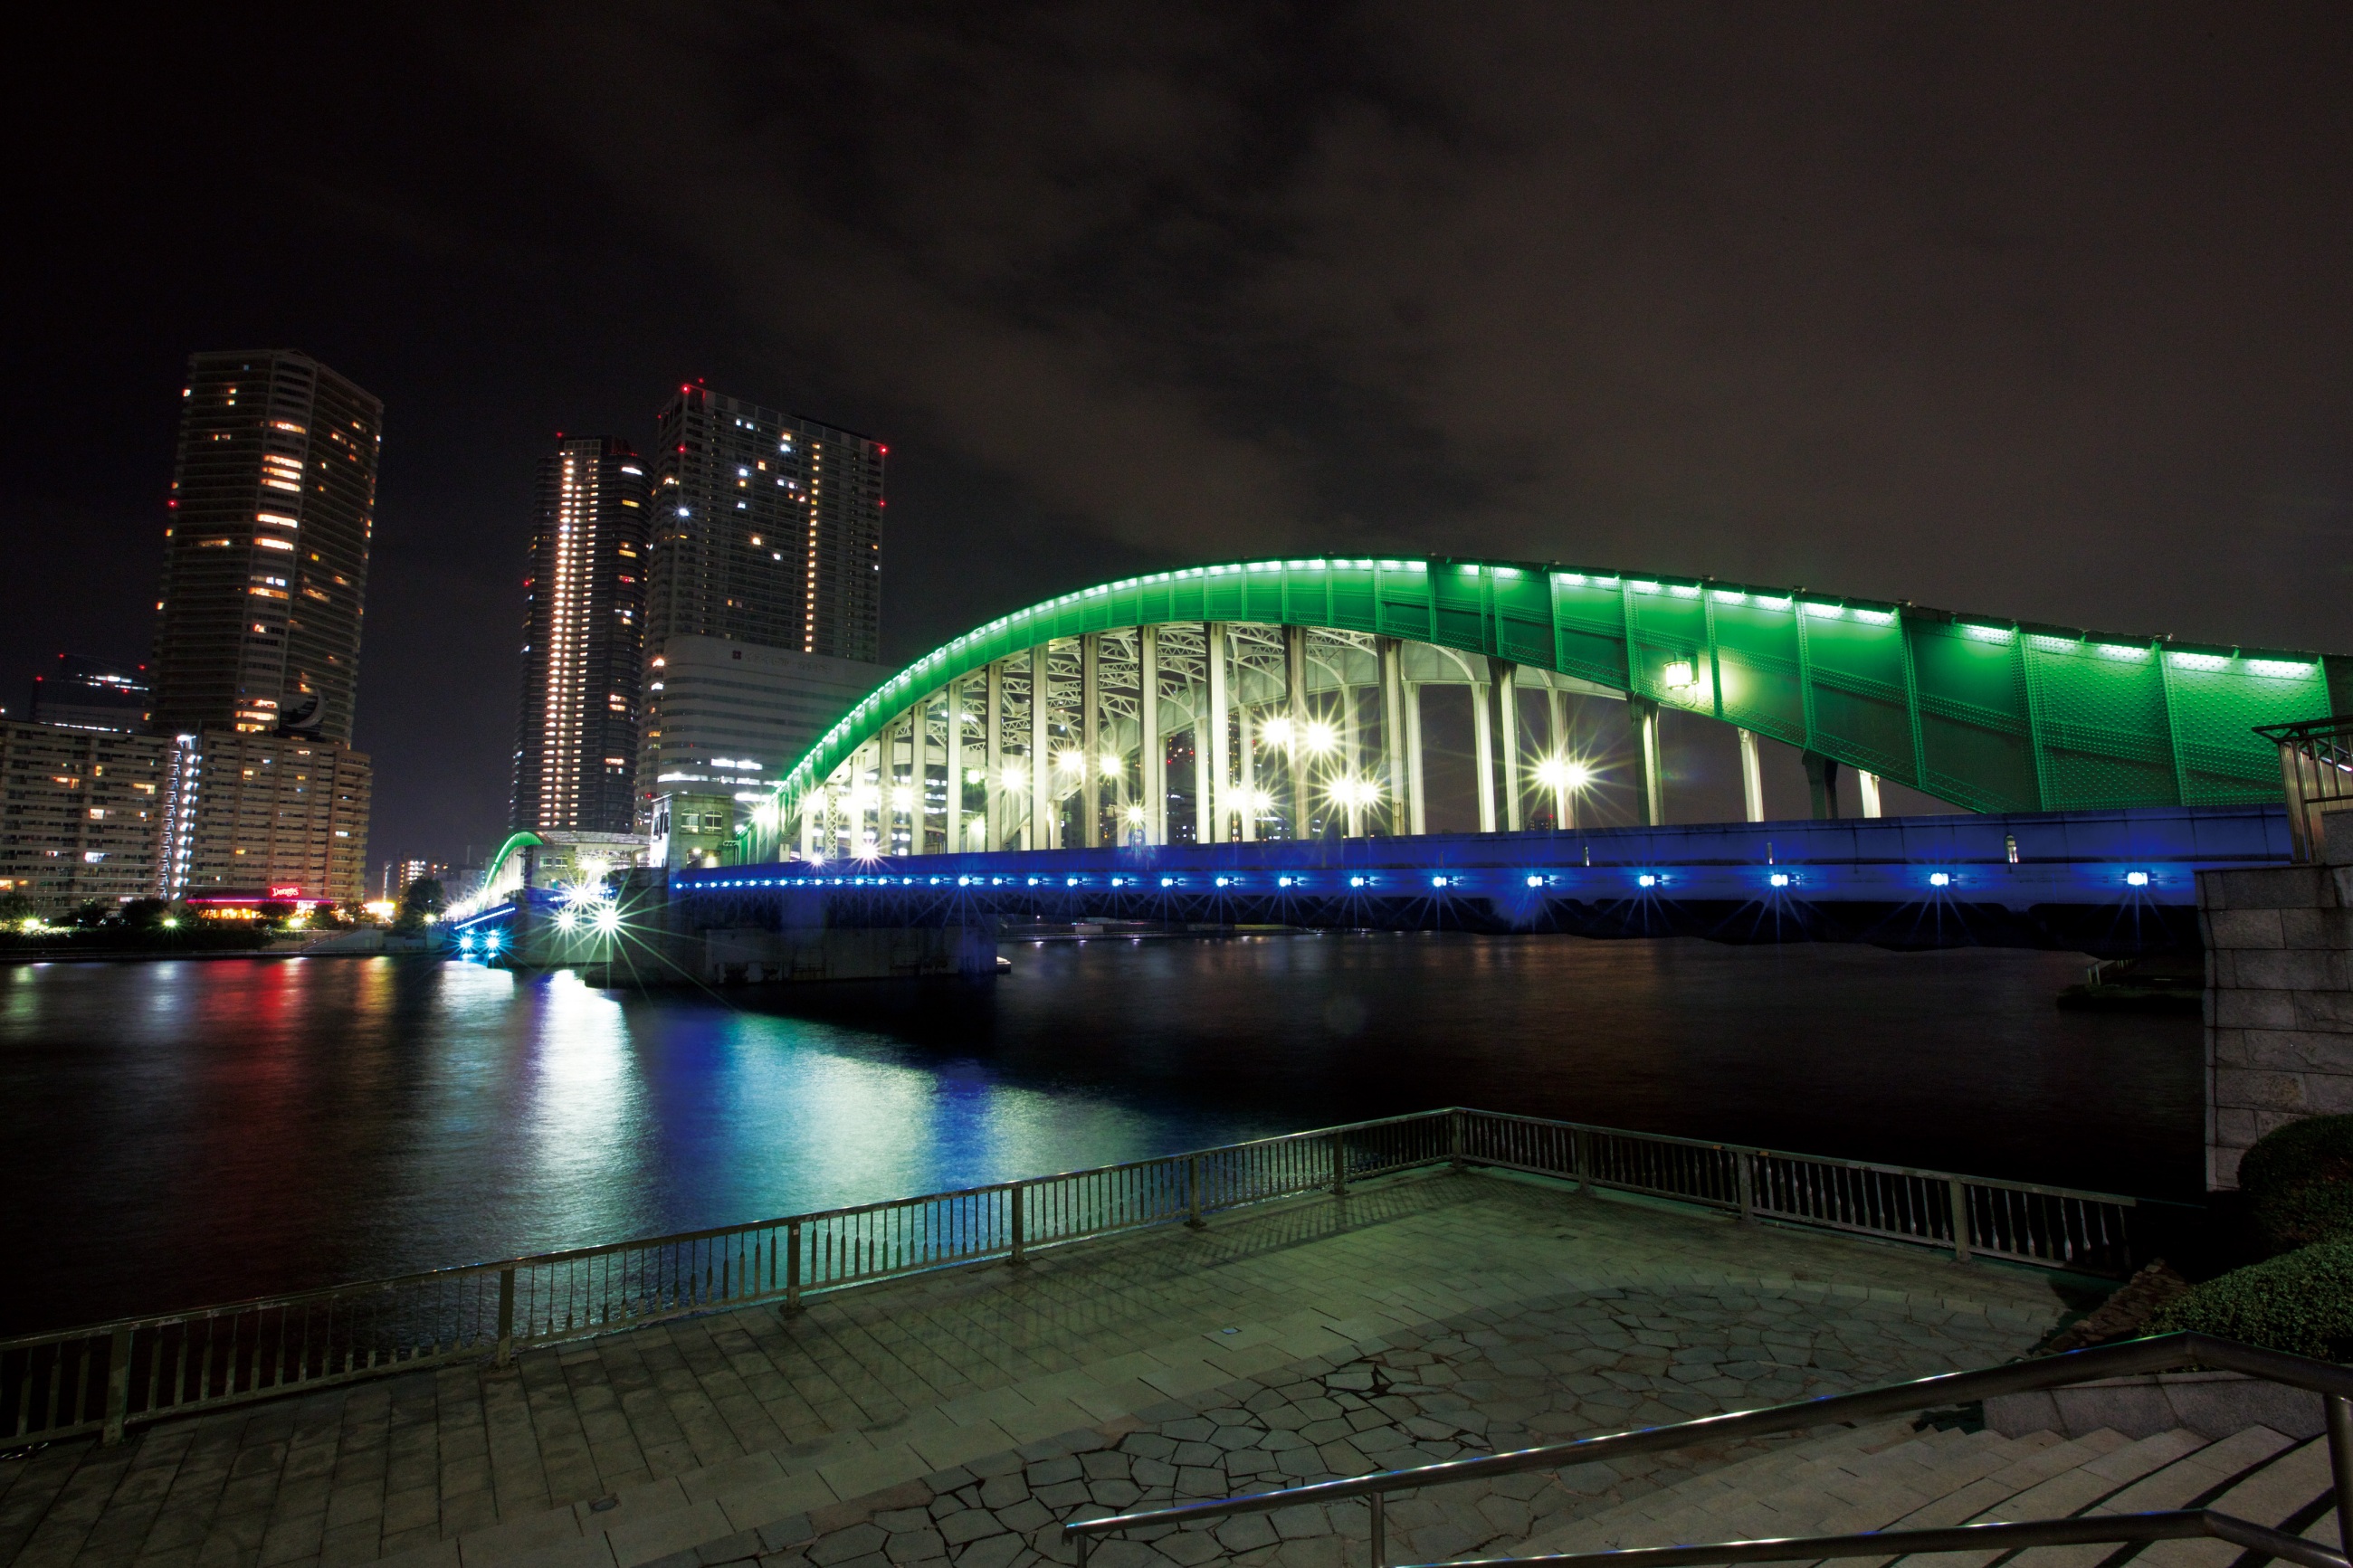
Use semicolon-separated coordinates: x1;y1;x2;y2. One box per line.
451;556;2341;972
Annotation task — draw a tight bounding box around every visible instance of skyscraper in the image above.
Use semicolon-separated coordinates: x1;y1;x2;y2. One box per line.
638;385;888;821
146;350;378;905
510;437;650;833
152;350;381;742
645;385;885;660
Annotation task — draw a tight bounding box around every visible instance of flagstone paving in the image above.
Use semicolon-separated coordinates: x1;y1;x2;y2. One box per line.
0;1168;2078;1568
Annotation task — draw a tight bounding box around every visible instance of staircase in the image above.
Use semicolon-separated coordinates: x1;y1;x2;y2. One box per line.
1515;1417;2345;1568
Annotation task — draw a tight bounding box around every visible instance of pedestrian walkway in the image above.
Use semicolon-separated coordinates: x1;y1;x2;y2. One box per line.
0;1167;2075;1568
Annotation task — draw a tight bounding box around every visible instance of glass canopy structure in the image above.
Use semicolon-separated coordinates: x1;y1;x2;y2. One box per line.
741;556;2343;864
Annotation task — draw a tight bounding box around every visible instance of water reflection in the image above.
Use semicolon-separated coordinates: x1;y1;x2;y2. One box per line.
0;936;2197;1335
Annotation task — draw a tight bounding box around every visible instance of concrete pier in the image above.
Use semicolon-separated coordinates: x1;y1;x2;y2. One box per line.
2197;861;2353;1187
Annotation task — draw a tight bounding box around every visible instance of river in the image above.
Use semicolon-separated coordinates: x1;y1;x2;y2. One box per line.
0;934;2196;1335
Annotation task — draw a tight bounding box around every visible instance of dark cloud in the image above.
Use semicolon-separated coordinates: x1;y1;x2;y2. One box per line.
8;2;2353;862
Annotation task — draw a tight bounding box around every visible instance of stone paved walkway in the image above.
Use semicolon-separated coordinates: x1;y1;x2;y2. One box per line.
0;1168;2076;1568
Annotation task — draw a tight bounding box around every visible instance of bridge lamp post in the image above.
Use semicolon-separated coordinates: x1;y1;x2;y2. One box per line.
890;785;917;854
1534;755;1593;831
1329;775;1380;838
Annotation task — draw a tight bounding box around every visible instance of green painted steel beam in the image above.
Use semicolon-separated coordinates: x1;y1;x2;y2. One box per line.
748;555;2340;852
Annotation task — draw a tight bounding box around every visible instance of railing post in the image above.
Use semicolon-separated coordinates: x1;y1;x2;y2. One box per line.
101;1326;131;1446
1736;1152;1755;1223
1573;1126;1592;1194
1370;1490;1386;1568
1074;1533;1091;1568
1332;1131;1348;1198
494;1268;517;1369
1449;1108;1465;1170
2326;1392;2353;1558
785;1220;803;1313
1948;1178;1973;1262
1186;1155;1205;1230
1009;1183;1026;1265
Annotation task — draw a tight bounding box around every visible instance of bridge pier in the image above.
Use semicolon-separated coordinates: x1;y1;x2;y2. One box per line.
1630;698;1664;826
1494;660;1523;832
2199;860;2353;1189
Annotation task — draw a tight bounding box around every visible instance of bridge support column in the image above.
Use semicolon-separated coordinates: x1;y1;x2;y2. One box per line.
895;712;916;855
1206;622;1231;842
1140;626;1163;846
1286;623;1309;839
1380;638;1408;836
1548;685;1573;830
1341;662;1361;835
985;663;1005;851
1238;702;1258;841
1030;642;1053;850
1739;728;1766;823
1858;770;1883;818
1473;679;1497;833
944;679;964;853
1405;679;1427;834
1629;697;1663;826
1803;750;1841;821
1081;632;1102;849
1492;660;1521;832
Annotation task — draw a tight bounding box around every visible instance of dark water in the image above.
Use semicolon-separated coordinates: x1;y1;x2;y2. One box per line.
0;936;2198;1335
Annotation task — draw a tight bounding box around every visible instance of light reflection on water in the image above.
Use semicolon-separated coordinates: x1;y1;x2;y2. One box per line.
0;936;2196;1335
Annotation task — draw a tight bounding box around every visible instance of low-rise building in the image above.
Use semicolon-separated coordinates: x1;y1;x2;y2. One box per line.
0;724;176;911
639;635;881;827
170;728;372;906
650;791;738;869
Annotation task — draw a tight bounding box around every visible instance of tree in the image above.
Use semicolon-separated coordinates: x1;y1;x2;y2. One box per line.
395;878;447;929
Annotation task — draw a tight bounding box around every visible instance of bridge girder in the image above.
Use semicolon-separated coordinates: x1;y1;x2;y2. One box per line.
748;556;2345;862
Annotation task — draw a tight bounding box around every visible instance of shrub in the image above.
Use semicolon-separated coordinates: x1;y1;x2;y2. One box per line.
2240;1115;2353;1252
2148;1240;2353;1361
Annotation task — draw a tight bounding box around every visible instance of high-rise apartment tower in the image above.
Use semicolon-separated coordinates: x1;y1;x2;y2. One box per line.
638;385;887;821
645;385;885;661
152;350;381;742
510;437;650;833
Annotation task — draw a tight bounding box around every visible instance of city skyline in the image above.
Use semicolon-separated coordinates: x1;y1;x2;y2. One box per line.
13;7;2353;866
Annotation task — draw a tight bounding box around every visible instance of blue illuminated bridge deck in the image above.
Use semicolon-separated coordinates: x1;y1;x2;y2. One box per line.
665;803;2289;954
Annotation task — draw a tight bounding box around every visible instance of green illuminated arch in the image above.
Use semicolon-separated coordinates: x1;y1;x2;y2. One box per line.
757;556;2340;850
478;832;544;894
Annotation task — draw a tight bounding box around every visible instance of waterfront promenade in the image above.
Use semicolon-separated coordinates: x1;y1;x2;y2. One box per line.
0;1169;2073;1568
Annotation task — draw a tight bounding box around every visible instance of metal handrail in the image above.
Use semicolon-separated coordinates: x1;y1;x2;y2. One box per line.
1419;1509;2348;1568
0;1108;2143;1449
1062;1333;2353;1568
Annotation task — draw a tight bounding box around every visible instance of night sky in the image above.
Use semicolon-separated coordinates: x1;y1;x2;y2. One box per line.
13;5;2353;866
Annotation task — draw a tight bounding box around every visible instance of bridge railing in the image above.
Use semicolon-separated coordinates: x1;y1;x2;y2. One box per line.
0;1109;2135;1449
2256;712;2353;862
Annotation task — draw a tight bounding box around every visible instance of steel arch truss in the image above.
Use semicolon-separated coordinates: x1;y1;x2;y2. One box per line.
748;556;2344;862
